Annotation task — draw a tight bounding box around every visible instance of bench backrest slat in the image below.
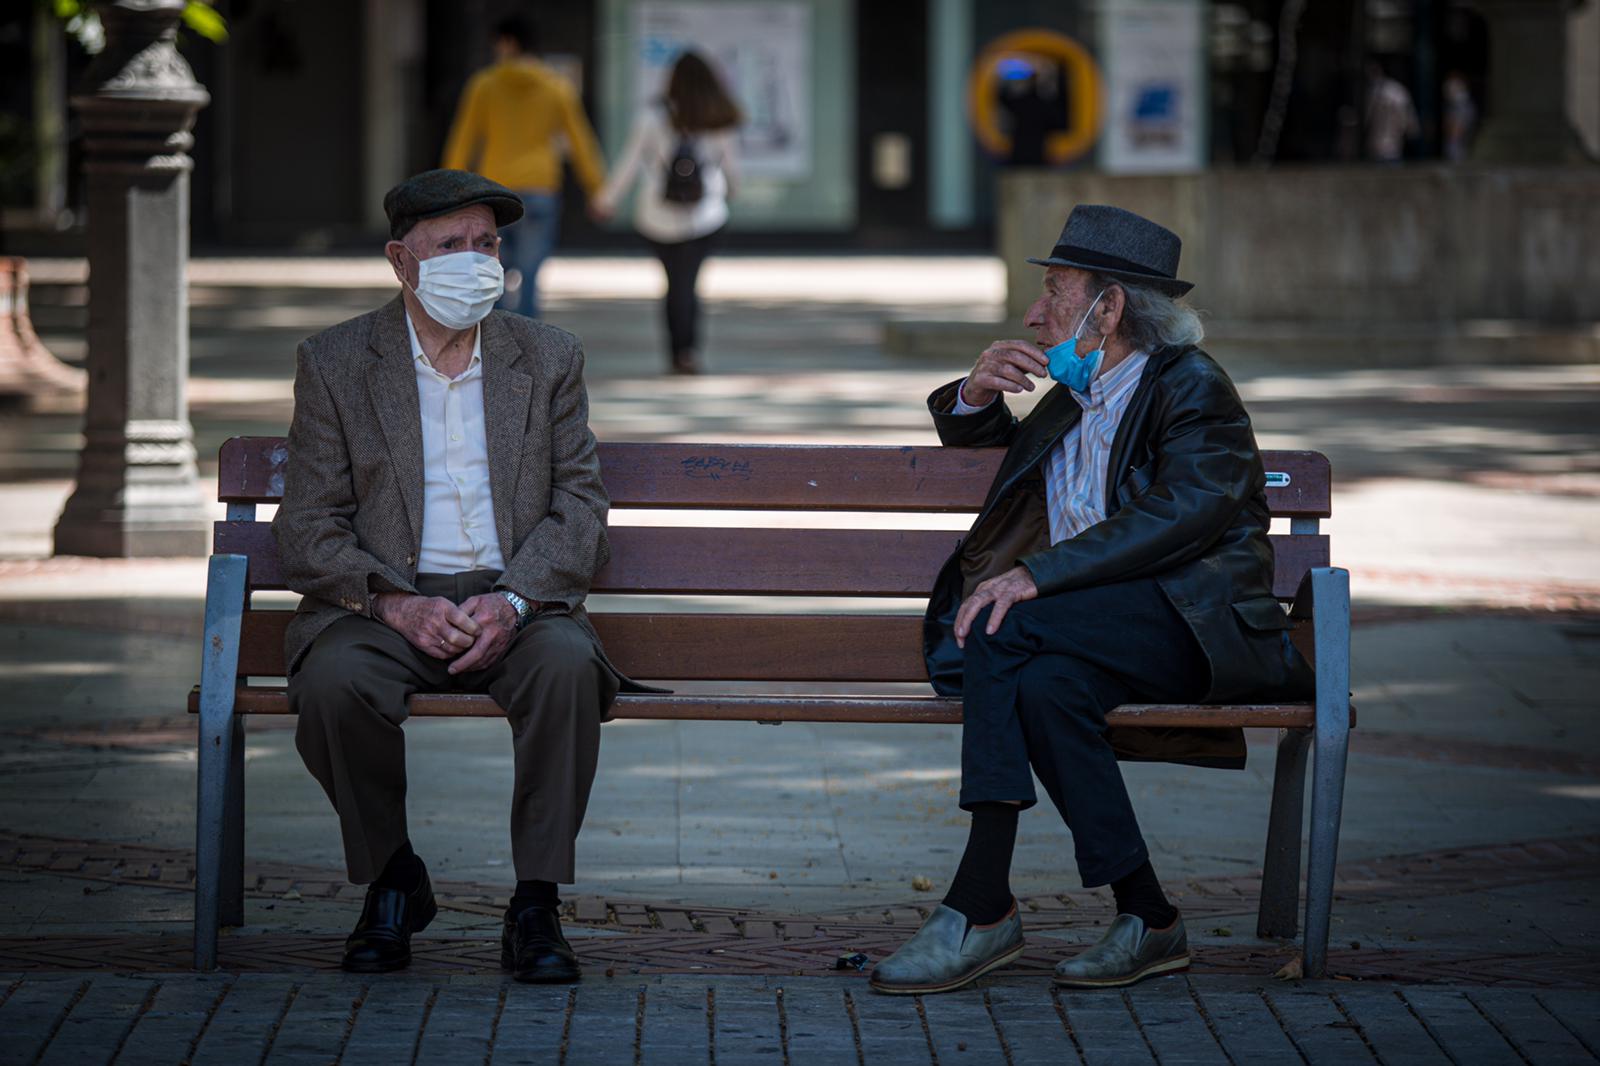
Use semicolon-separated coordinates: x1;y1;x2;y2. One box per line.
216;436;1332;681
216;521;1325;600
218;438;1332;518
239;611;935;681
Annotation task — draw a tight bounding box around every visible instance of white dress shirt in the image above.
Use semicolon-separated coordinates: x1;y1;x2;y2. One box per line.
953;350;1150;545
406;313;505;574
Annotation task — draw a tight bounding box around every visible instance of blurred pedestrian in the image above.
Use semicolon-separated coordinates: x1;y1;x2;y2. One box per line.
1364;59;1419;163
442;16;607;319
1442;71;1477;162
593;51;742;375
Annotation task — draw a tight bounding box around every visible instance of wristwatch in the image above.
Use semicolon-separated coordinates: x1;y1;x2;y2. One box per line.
499;589;533;629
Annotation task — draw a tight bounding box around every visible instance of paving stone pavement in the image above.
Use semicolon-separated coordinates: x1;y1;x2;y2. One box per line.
1;972;1597;1065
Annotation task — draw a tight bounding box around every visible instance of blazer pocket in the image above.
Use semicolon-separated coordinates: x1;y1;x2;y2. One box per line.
1232;596;1294;631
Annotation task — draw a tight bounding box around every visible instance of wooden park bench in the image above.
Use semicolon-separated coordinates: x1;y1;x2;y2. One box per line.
191;437;1351;976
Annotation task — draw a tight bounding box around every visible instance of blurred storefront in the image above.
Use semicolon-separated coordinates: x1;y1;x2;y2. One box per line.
1;0;1595;253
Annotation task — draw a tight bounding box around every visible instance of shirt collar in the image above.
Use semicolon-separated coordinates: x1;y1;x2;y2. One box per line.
404;310;482;374
1073;348;1149;411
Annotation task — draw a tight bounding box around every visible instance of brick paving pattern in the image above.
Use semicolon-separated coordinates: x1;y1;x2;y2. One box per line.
1;973;1596;1065
3;830;1598;987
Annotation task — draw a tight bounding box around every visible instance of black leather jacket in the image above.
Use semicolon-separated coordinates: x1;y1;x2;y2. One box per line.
922;346;1313;750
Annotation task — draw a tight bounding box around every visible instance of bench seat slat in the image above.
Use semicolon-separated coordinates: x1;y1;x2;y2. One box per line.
216;438;1333;519
189;686;1347;728
216;522;1327;601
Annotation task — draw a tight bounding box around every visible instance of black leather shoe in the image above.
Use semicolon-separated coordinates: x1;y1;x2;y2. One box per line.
341;869;438;973
501;906;581;983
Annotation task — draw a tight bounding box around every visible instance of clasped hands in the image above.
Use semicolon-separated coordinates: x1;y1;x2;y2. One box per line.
373;592;527;675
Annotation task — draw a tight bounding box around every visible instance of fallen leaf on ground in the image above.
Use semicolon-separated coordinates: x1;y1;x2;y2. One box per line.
1275;955;1304;981
1210;926;1233;937
911;876;934;892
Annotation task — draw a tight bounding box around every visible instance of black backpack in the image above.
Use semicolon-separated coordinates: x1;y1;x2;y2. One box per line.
662;135;703;205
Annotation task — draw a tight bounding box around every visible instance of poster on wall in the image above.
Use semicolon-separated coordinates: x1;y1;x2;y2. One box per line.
633;2;812;179
1099;0;1207;173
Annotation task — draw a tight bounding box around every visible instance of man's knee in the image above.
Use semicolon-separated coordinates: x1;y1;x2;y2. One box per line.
498;622;611;717
290;640;403;730
1014;657;1107;725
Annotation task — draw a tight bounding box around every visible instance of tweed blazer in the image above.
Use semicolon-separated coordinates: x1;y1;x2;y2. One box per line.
272;296;611;676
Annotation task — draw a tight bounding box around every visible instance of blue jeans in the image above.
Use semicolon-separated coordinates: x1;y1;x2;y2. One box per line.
500;192;560;319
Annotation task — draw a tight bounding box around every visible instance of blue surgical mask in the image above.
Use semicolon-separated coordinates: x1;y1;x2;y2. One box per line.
1044;287;1107;393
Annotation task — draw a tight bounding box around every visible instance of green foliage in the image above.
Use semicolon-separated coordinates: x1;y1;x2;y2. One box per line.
48;1;228;49
180;2;228;43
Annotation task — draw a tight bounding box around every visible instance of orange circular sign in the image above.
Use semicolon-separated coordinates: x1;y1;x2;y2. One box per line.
969;29;1103;165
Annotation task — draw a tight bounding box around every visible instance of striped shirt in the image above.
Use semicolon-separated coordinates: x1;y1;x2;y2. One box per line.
953;350;1150;545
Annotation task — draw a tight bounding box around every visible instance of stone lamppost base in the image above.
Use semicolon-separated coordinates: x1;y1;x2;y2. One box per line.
52;0;211;558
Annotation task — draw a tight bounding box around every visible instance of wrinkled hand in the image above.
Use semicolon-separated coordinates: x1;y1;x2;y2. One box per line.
961;341;1050;408
375;593;481;660
954;566;1038;649
445;593;521;676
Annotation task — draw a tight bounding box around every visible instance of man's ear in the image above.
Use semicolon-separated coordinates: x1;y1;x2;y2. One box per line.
1100;285;1125;335
385;240;413;287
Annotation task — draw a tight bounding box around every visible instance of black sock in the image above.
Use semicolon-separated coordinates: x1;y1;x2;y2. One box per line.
1111;860;1178;929
508;879;560;916
373;841;424;893
940;803;1020;926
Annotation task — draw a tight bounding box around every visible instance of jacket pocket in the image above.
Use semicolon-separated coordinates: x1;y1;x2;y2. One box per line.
1231;596;1293;631
1115;460;1156;508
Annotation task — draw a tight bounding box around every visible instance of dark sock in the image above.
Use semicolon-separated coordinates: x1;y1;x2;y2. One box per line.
940;802;1020;926
508;879;560;917
373;841;424;893
1111;860;1178;929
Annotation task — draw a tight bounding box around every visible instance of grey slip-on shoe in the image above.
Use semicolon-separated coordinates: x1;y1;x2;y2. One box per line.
870;903;1025;995
1053;913;1190;989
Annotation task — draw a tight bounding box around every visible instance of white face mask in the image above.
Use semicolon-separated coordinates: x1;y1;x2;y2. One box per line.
404;248;504;330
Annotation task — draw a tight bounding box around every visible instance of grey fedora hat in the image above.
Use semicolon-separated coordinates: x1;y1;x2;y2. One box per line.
1027;204;1194;297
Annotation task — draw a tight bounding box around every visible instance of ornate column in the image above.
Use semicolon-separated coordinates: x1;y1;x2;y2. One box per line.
54;0;211;557
1466;0;1584;163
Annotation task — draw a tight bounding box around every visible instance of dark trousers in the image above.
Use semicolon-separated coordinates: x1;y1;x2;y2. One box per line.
290;570;619;885
958;577;1209;887
646;229;717;356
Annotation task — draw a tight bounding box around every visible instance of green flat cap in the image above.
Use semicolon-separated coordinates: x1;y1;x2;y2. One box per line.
383;169;524;239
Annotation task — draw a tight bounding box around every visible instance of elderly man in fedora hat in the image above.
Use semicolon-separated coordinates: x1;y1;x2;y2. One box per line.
274;169;646;982
871;205;1313;994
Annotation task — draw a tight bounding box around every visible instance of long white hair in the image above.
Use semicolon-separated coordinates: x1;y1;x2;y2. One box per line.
1090;273;1205;351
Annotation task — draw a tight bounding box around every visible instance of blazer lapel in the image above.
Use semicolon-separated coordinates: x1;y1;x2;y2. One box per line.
480;313;532;561
365;297;426;549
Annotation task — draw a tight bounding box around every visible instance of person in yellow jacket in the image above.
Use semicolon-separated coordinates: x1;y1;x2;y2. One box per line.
442;17;606;319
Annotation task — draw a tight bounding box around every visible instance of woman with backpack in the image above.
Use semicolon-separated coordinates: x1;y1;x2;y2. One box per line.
594;52;742;375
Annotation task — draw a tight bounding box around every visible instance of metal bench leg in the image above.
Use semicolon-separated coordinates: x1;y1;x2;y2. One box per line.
1257;726;1309;939
1303;567;1351;978
220;714;246;927
195;554;247;971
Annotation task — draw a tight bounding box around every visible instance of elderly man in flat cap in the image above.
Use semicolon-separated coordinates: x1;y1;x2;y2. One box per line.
274;169;635;981
871;206;1313;995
